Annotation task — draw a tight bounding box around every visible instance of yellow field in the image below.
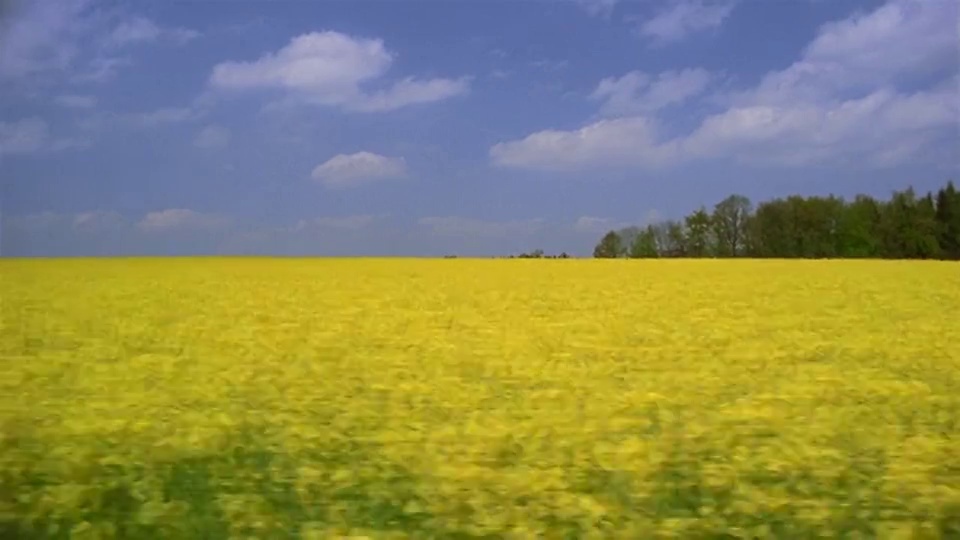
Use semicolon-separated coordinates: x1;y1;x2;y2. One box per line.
1;258;959;539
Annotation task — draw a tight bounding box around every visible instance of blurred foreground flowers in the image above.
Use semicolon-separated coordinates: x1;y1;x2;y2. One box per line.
1;258;958;538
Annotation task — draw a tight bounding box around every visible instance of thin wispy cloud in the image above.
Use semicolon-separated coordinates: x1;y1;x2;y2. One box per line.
193;125;231;149
106;16;200;47
637;0;738;45
54;94;97;109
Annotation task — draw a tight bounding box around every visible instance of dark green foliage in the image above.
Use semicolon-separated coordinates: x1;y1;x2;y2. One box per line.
712;195;752;257
628;225;659;258
593;230;624;258
684;207;712;257
935;181;960;259
596;180;960;260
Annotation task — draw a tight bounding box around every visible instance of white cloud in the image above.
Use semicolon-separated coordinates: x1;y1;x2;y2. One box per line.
108;17;160;45
54;94;97;109
573;213;659;233
72;55;132;83
168;27;202;45
591;68;712;116
311;151;407;188
684;0;959;167
73;210;126;231
0;0;95;80
747;0;957;106
350;76;471;112
490;116;678;171
128;107;199;127
418;216;546;238
0;3;195;85
0;118;48;155
193;125;231;149
208;31;469;112
492;0;958;172
575;0;620;17
0;117;93;156
137;209;232;233
684;82;959;167
107;16;200;47
638;0;737;45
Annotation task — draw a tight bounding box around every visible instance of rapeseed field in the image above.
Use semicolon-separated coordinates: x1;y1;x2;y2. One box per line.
1;258;958;539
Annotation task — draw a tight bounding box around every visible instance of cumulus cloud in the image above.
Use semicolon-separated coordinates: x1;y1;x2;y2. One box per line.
208;31;469;112
137;209;232;233
684;81;959;167
491;0;958;171
683;0;958;166
490;116;678;171
193;125;231;149
311;151;407;188
638;0;737;45
746;0;957;106
591;68;713;116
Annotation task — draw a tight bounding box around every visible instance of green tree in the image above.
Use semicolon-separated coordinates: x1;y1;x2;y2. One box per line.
629;225;660;258
879;188;941;259
684;207;712;257
750;198;793;257
650;221;687;257
794;196;845;257
593;179;958;261
837;195;882;258
712;194;752;257
935;181;960;259
593;230;624;258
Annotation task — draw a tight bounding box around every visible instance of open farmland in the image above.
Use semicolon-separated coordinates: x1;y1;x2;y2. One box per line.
1;258;959;538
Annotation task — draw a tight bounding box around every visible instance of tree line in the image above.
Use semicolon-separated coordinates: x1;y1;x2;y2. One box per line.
593;180;960;260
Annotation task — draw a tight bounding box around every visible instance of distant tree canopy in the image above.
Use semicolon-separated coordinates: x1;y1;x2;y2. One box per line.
593;180;960;260
593;230;625;258
506;249;570;259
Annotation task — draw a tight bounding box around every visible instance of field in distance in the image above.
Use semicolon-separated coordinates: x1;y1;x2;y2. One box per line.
1;258;959;538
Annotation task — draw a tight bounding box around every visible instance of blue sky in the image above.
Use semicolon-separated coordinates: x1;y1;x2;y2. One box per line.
1;0;957;256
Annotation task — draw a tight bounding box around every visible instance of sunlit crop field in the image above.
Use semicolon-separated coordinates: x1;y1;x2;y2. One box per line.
2;258;959;539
